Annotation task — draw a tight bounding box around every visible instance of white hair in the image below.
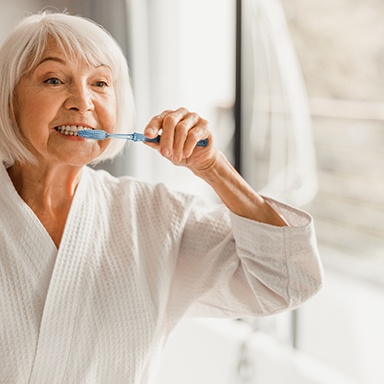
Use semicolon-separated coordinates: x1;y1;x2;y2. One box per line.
0;11;135;165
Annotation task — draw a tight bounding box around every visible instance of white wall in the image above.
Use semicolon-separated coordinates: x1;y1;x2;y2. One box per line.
0;1;42;44
126;0;235;198
157;316;360;384
299;249;384;384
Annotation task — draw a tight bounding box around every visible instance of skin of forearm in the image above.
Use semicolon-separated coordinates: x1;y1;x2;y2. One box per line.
190;151;288;227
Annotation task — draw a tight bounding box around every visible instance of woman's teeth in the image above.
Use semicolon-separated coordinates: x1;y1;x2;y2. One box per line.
55;126;92;136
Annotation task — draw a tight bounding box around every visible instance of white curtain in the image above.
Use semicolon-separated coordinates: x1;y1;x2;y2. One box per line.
241;0;318;206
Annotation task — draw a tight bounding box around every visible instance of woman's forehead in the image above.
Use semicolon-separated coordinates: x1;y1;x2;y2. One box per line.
39;39;68;60
34;36;109;71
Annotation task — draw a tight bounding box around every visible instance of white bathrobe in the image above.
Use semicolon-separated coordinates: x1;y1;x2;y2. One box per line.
0;163;322;384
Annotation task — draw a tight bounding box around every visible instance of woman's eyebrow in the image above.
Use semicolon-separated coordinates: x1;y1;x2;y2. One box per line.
37;56;67;66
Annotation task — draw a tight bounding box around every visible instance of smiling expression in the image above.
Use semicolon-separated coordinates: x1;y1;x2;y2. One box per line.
14;39;117;167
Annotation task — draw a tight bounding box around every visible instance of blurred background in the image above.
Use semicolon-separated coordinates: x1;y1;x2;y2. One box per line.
1;1;384;383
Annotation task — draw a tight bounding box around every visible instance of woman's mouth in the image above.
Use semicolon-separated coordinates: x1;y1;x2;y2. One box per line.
55;125;92;136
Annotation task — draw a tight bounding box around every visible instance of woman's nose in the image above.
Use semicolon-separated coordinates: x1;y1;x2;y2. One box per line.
64;83;94;113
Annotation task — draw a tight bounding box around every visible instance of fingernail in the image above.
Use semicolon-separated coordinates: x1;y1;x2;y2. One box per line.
161;148;170;158
145;127;155;136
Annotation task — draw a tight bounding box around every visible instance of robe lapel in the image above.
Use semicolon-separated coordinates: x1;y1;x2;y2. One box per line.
0;164;57;288
0;165;58;382
28;168;97;384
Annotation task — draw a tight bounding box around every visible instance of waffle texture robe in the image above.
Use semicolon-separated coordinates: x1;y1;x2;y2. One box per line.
0;163;323;384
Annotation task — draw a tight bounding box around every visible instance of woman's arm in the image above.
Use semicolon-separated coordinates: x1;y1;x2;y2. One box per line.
144;107;287;226
189;150;288;226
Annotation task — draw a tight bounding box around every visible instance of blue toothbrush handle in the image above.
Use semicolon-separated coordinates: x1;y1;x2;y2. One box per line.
137;134;160;143
195;138;209;147
133;133;208;147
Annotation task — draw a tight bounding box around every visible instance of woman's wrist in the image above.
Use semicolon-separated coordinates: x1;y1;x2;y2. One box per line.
189;151;287;226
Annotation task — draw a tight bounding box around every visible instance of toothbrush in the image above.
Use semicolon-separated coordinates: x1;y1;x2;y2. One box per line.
77;129;209;147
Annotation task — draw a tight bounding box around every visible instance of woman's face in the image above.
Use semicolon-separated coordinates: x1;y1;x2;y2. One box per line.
14;39;117;167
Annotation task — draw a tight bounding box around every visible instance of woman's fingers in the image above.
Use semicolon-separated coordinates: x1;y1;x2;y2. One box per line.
159;109;187;158
144;108;210;162
181;120;209;158
171;112;201;161
144;111;170;137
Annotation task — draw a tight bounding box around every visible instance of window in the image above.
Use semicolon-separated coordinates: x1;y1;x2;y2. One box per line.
281;0;384;277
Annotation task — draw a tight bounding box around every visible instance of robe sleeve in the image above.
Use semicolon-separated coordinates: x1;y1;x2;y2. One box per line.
166;195;323;321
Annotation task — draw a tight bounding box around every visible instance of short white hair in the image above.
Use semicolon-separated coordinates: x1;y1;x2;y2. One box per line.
0;11;135;165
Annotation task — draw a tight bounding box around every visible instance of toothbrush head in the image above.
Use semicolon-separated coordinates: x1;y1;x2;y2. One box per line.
77;129;108;140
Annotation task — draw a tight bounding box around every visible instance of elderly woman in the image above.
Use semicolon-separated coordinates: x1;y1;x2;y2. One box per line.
0;12;322;384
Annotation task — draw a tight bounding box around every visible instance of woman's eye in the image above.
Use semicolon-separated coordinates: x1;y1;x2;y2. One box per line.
44;78;62;85
94;81;108;88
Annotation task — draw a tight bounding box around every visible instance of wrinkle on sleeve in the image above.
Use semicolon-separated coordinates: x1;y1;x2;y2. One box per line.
179;198;323;319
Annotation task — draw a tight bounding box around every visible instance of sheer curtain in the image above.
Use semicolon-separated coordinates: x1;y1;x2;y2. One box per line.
241;0;318;206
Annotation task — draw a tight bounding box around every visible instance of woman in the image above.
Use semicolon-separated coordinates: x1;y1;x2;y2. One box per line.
0;12;323;384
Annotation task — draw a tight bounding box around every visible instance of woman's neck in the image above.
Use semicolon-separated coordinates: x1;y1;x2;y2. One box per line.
7;162;84;248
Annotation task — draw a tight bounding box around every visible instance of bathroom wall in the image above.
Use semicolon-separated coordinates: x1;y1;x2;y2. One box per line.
0;1;46;44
